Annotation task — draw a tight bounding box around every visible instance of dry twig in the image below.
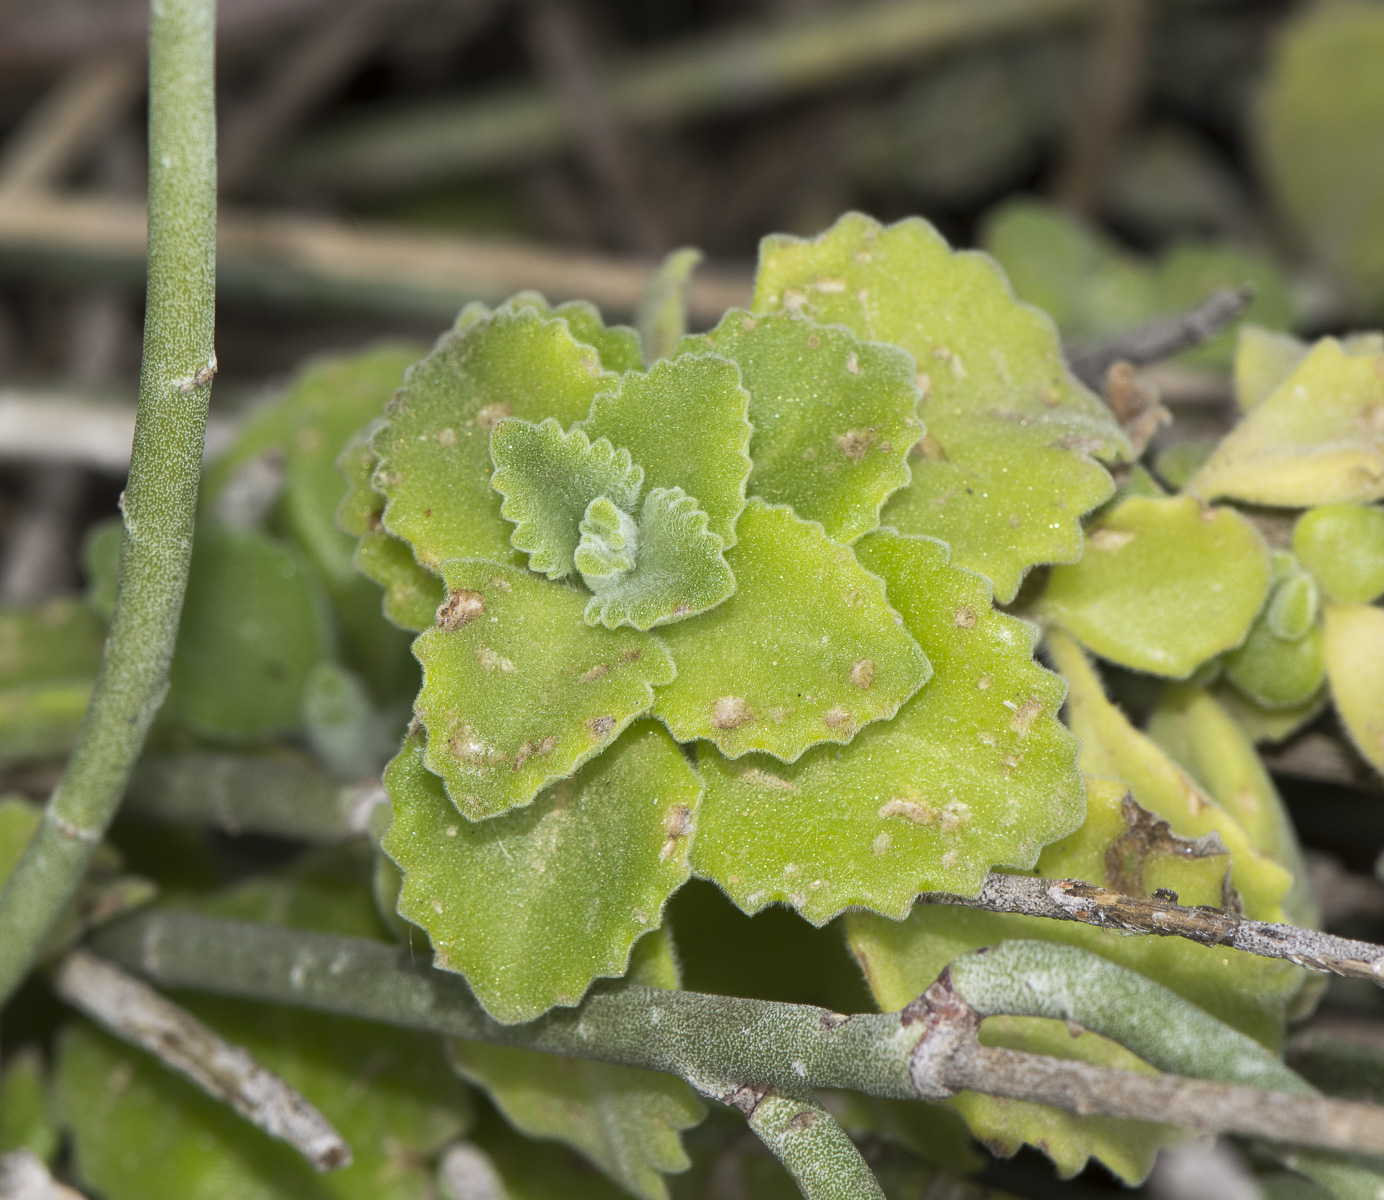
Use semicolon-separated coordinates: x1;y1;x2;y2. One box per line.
51;949;350;1171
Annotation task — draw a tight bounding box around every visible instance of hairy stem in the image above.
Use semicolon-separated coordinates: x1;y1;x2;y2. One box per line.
730;1089;886;1200
0;0;216;1002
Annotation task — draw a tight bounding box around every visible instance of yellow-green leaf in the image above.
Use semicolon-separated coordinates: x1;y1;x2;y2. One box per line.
1294;504;1384;605
1323;602;1384;774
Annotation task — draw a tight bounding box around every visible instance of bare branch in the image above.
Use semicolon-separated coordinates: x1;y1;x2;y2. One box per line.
0;1149;88;1200
917;871;1384;984
51;949;351;1172
1068;286;1254;390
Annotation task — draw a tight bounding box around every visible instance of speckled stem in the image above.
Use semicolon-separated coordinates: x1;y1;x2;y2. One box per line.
731;1088;886;1200
0;0;216;1003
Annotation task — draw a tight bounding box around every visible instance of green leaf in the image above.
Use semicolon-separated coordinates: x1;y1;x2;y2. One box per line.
1189;338;1384;506
0;597;104;688
413;561;675;820
580;488;736;632
465;1104;634;1200
491;418;644;580
373;306;618;572
450;1042;705;1200
1211;679;1328;747
580;355;752;548
0;1048;58;1164
689;529;1081;923
0;681;92;770
1223;611;1327;711
1235;325;1309;413
637;247;703;365
1323;602;1384;775
1046;629;1295;925
334;425;385;540
652;500;928;763
82;517;122;620
354;531;445;633
301;662;397;779
382;721;701;1023
677;309;920;543
752;212;1129;602
1038;495;1271;678
501;291;644;375
1294;504;1384;605
165;523;332;742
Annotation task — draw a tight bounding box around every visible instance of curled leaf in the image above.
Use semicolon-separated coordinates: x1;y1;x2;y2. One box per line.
636;246;703;365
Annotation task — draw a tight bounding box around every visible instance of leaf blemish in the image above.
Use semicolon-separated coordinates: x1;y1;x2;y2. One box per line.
850;658;876;689
475;402;510;430
1089;528;1136;553
1009;694;1043;735
872;833;891;854
823;706;853;730
878;798;931;825
712;696;754;729
587;716;617;739
954;605;977;629
476;645;516;673
437;589;485;630
581;663;610;683
835;428;877;461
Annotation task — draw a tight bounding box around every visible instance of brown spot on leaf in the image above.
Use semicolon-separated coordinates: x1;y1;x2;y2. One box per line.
850;659;876;690
581;663;610;683
436;427;457;446
835;428;877;461
587;716;617;739
823;706;852;730
1104;793;1226;896
953;605;977;629
1089;528;1135;551
879;798;932;825
619;647;641;663
712;696;754;729
437;589;485;630
1009;694;1043;735
449;725;493;767
475;402;510;430
476;646;515;673
660;805;694;861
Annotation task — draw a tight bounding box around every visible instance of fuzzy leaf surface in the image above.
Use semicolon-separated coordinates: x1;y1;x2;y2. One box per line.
581;488;736;631
677;309;919;542
353;532;444;633
690;530;1081;924
752;211;1128;601
1323;603;1384;774
579;355;752;548
382;721;700;1023
498;291;644;374
491;418;643;579
1234;326;1310;413
1038;495;1271;678
1223;610;1326;710
373;307;617;571
0;1049;57;1163
651;500;928;761
451;1042;705;1200
414;562;674;820
1294;504;1384;605
1211;680;1328;747
1189;338;1384;506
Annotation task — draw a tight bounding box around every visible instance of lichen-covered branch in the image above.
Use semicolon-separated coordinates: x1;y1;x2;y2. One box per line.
91;914;1384;1155
0;0;216;1004
52;950;349;1170
919;871;1384;983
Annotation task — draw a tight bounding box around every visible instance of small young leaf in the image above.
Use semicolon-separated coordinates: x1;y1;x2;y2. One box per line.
373;307;618;572
637;246;703;365
753;211;1129;601
501;291;644;374
690;530;1081;924
1323;603;1384;775
1293;504;1384;605
1266;571;1320;641
651;500;928;762
1189;338;1384;507
450;1042;705;1200
580;355;752;548
677;309;920;543
353;531;445;633
382;721;701;1023
491;417;644;580
1223;614;1326;710
413;561;675;821
580;488;736;631
1038;495;1271;678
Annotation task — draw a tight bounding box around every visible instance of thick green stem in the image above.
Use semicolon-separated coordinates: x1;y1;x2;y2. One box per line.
0;0;216;1003
737;1090;886;1200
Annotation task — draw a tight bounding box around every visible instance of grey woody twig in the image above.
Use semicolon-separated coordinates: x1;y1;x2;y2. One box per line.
90;914;1384;1155
52;950;350;1171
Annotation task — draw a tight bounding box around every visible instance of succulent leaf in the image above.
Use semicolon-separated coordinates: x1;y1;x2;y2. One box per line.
372;307;618;572
1235;325;1309;413
752;211;1129;601
690;529;1081;924
353;531;445;633
490;417;644;580
1038;495;1271;678
677;309;920;542
580;488;736;631
1293;504;1384;604
1223;611;1326;710
1189;338;1384;506
1323;603;1384;774
382;721;701;1022
413;561;675;820
651;500;928;761
580;355;752;548
499;291;644;374
1210;679;1328;746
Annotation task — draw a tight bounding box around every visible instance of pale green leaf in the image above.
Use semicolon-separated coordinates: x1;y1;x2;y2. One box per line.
677;309;919;543
373;307;618;572
1189;338;1384;506
1211;679;1328;746
450;1042;705;1200
1235;326;1309;413
580;355;752;548
353;531;445;633
166;523;332;742
335;425;385;539
301;662;397;779
0;1048;57;1164
1223;613;1327;710
752;212;1128;601
1294;504;1384;605
580;488;736;632
1267;571;1320;641
637;247;703;365
0;681;92;769
414;561;675;820
500;292;644;375
382;721;701;1022
491;418;644;580
690;529;1080;923
1038;495;1271;678
652;500;928;762
1323;602;1384;774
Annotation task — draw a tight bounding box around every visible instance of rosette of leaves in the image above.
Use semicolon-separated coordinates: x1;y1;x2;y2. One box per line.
347;222;1107;1025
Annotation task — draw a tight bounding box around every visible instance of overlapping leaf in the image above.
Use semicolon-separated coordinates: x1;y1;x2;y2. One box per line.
1294;504;1384;604
689;530;1081;924
1189;338;1384;506
1211;679;1328;747
677;309;920;542
1038;495;1271;678
752;211;1129;601
499;291;644;374
651;501;928;762
414;562;674;820
0;1048;57;1164
1223;606;1326;711
1323;603;1384;774
383;721;701;1022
